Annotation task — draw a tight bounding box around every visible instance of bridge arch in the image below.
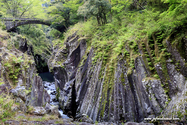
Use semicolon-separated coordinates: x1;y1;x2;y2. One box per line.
0;18;62;32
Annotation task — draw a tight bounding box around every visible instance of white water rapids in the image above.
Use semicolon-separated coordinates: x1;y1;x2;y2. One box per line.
43;81;69;119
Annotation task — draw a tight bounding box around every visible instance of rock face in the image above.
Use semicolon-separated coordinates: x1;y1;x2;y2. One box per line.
16;35;49;73
16;35;33;55
49;32;187;123
0;35;50;113
45;103;60;115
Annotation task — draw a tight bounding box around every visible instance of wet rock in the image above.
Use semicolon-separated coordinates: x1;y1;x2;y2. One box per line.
45;103;60;115
0;35;56;124
52;98;58;102
51;91;56;95
30;106;46;116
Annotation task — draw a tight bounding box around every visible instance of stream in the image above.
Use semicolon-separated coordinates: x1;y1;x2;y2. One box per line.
39;72;69;119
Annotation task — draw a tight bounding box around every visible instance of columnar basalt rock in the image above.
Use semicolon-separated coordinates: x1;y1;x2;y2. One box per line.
49;32;187;123
29;76;50;106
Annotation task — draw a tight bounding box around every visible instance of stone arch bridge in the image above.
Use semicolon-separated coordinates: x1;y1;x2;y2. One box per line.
0;18;52;31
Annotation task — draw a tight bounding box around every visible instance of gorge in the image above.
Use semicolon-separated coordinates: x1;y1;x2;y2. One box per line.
0;0;187;125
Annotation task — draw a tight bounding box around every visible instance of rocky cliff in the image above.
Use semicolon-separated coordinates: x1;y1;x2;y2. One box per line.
0;31;50;118
49;29;187;124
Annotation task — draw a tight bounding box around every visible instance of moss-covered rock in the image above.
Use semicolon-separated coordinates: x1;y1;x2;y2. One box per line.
0;30;50;121
49;29;187;124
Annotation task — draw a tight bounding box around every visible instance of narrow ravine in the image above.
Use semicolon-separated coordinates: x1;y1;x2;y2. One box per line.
39;72;69;119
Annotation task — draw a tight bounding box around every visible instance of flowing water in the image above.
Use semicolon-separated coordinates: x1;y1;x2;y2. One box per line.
39;72;69;119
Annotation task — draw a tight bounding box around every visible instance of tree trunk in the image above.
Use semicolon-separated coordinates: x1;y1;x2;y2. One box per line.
96;15;101;25
103;13;107;24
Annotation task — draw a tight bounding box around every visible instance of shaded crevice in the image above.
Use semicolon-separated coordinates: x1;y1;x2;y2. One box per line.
34;54;49;73
53;67;68;90
71;80;78;119
69;45;80;68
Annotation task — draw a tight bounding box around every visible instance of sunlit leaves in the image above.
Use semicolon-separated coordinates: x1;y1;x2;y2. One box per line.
0;0;47;18
78;0;111;24
111;0;132;12
47;0;82;26
19;25;51;57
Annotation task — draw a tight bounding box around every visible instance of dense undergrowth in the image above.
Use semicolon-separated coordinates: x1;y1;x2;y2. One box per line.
66;3;187;78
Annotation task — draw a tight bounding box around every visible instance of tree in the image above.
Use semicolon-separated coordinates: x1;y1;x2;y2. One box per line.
78;0;111;25
0;0;47;18
47;0;82;30
18;25;51;58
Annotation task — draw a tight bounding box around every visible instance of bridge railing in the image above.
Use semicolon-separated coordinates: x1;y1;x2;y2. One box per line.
0;17;43;21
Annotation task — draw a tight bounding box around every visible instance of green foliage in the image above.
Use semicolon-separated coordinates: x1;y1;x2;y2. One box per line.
0;21;6;30
177;110;183;120
0;0;46;18
3;54;23;84
61;1;187;119
56;87;60;101
49;29;62;38
27;105;34;113
47;0;82;28
153;74;159;79
78;0;111;25
65;19;97;40
95;121;98;124
18;25;51;58
111;0;132;13
0;95;15;120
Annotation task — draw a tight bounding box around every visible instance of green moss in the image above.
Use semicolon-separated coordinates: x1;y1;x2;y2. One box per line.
24;89;31;95
153;74;159;79
3;54;23;85
55;120;64;124
177;111;183;120
0;95;15;120
27;106;34;113
121;73;125;83
60;5;187;121
98;57;116;119
56;87;60;101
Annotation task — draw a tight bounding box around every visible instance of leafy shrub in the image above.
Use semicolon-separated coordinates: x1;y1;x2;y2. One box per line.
3;54;23;84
